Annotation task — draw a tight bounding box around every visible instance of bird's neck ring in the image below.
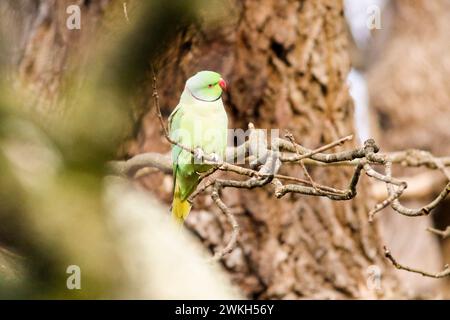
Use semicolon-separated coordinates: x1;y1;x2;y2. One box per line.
187;87;222;102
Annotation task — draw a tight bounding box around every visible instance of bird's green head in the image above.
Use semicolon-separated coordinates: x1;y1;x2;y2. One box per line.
186;70;227;102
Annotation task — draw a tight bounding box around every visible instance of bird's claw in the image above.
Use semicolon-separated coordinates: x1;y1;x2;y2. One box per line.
194;147;205;163
209;153;220;163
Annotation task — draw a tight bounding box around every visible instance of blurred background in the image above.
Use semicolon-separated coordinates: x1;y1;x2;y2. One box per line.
0;0;448;299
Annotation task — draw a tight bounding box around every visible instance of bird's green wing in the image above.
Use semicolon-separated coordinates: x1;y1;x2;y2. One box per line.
169;103;185;186
169;103;184;160
169;103;201;201
168;102;183;131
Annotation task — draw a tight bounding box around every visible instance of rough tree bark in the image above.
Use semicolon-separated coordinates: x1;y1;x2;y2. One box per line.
130;0;401;299
5;0;110;113
5;0;405;298
366;0;450;296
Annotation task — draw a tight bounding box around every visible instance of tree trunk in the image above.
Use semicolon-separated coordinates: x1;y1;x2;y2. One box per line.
131;0;400;299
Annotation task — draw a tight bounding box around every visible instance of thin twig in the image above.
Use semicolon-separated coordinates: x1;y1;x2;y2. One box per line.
285;131;322;194
368;160;407;222
211;181;240;261
152;67;169;138
384;246;450;278
123;2;130;24
427;226;450;239
280;134;354;162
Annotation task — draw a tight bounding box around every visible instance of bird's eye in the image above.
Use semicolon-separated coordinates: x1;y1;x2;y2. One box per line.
208;84;213;88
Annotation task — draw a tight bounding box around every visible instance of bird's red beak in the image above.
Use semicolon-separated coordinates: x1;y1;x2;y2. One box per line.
219;78;227;91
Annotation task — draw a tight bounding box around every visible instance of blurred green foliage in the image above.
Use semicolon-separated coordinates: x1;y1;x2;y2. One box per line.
0;0;208;298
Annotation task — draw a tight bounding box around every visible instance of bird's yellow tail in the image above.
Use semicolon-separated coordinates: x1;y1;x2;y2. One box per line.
171;184;192;224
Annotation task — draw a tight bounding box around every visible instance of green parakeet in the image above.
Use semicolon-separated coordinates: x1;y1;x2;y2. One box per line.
169;71;228;223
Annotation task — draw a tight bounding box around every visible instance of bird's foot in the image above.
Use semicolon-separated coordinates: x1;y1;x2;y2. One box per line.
209;153;221;163
193;147;205;163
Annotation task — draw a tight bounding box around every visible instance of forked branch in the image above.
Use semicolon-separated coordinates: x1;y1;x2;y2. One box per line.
111;72;450;278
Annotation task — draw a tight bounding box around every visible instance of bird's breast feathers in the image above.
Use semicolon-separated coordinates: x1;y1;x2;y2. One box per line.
171;94;228;158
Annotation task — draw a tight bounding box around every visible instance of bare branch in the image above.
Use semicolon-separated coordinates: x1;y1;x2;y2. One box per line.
386;160;450;217
427;226;450;239
109;71;450;275
123;2;130;24
109;152;172;177
281;133;353;162
384;246;450;278
211;182;240;261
